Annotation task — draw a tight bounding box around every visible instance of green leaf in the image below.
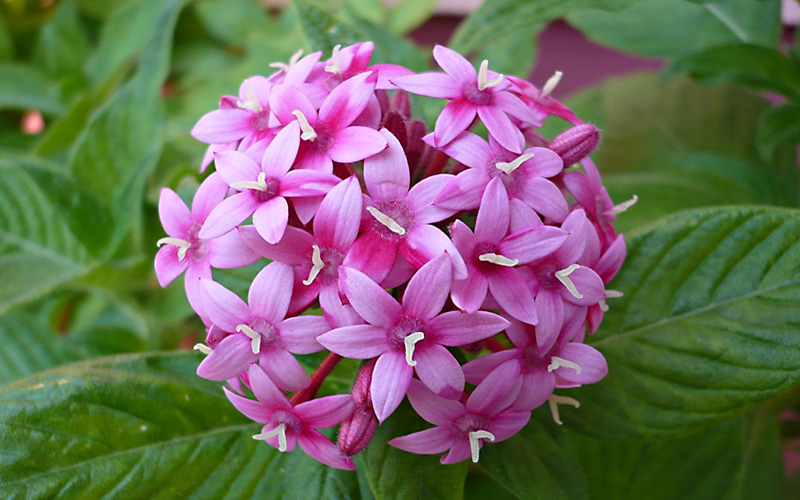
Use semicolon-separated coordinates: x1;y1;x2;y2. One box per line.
359;402;468;500
385;0;438;35
193;0;275;45
667;44;800;98
476;410;589;500
0;63;64;114
0;12;15;61
474;23;539;78
566;207;800;439
450;0;641;54
757;103;800;159
569;0;781;58
0;351;368;499
0;313;69;384
32;1;90;80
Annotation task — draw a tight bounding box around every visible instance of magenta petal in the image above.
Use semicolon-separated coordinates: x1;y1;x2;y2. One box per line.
489;411;531;442
477;105;524;154
191;108;252;143
317;324;389;358
524;147;563;178
504;318;533;348
207;230;260;269
158;188;192;237
434;168;488;211
238;225;311;266
433;100;477;148
516;177;569;223
563;172;596;216
200;278;250;331
535;290;564;354
340;267;402;327
388;426;455;455
313;176;362;251
197;334;257;381
462;351;518;385
269;84;317;126
248;364;292;410
295;394;354;428
261;121;300;177
429;310;510;345
440;440;471;464
214;150;262;186
560;266;605;306
279;315;328;354
343;232;398;284
402;253;451;320
185;265;211;322
406;379;464;426
199;192;259;239
224;388;270;423
555;342;608;384
596;234;627;282
466;361;521;415
513;369;555;411
392;72;460;99
401;224;467;280
298;431;356;470
407;174;457;223
494;91;541;126
253;196;289;244
509;199;543;233
371;63;415;89
320;71;377;130
363;129;410;201
329;126;388;163
259;348;310;391
474;178;510;243
499;226;568;265
280;170;340;197
556;209;592;264
371;350;414;422
414;345;465;399
154;245;189;287
432;44;476;85
192;172;231;221
435;131;491;169
450;270;488;314
487;268;538;325
249;262;293;323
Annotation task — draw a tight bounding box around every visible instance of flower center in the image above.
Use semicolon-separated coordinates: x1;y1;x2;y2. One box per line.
292;109;318;141
156;224;208;263
473;242;516;271
403;331;425;367
324;44;342;75
547;356;582;374
477;60;504;91
302;245;344;286
462;81;494;106
468;430;496;463
388;317;426;357
229;172;279;203
236;319;278;354
156;237;191;261
250;111;271;132
554;264;583;299
495;152;535;175
237;81;263;112
253;423;287;451
367;201;413;240
254;411;302;453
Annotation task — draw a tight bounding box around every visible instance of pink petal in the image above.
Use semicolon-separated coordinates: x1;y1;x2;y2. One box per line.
432;100;477;148
261;121;300;178
238;225;311;266
556;209;592;264
248;364;292;410
371;350;413;422
596;234;627;282
509;199;543;233
313;176;362;251
370;63;415;90
489;410;531;442
477;105;524;154
224;388;270;422
154;245;189;287
200;278;250;331
279;170;341;197
197;334;257;381
414;344;464;399
494;91;541;126
207;230;260;269
329;126;388;163
535;290;564;354
406;378;464;426
450;270;488;314
504;318;533;348
440;440;471;464
499;226;568;265
434;168;488;211
466;361;521;415
388;426;455;455
486;268;537;325
432;44;476;85
319;71;377;130
214;150;261;186
363;129;410;201
555;342;608;384
158;188;192;237
253;196;289;244
316;324;389;358
199;192;259;239
185;265;212;322
407;174;457;223
563;171;596;217
295;394;354;428
429;311;510;345
352;95;382;128
391;72;460;99
191;108;252;143
435;131;491;169
462;351;518;385
259;348;310;391
343;232;398;284
340;267;403;327
512;369;555;411
249;262;293;323
400;224;467;280
524;147;563;178
192;172;230;221
380;252;416;289
560;266;605;306
279;315;328;354
269;85;317;126
474;178;509;243
298;431;356;470
515;177;569;223
402;253;451;320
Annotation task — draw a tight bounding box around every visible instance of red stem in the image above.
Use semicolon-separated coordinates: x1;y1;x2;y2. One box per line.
290;352;342;405
484;337;507;353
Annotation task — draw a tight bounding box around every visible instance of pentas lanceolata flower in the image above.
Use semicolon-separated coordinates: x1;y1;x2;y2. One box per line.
156;41;635;470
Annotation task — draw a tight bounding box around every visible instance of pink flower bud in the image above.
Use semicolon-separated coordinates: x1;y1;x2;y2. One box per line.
338;360;378;456
549;123;600;167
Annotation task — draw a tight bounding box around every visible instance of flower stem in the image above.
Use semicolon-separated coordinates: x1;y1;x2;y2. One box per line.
290;352;342;405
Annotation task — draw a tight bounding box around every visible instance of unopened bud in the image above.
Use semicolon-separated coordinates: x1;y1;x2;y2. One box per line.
548;123;600;167
338;360;378;456
381;110;409;149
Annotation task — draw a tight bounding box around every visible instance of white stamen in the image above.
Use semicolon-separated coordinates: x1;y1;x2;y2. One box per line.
403;332;425;367
542;70;563;97
236;81;263;112
230;171;269;192
599;289;623;312
253;423;288;452
479;253;519;267
303;245;325;286
555;264;583;299
324;44;342;74
606;195;638;217
366;206;406;235
477;60;504;91
156;237;191;262
599;300;609;312
292;110;318;141
236;324;262;354
269;49;304;71
193;343;212;355
468;430;495;463
548;395;580;425
547;356;582;374
495;152;536;175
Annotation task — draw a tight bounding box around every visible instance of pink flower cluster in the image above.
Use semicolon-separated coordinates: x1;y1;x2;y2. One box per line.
155;42;631;470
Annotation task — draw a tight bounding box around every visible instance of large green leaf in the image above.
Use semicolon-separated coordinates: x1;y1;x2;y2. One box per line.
32;1;90;81
0;351;369;499
757;103;800;160
359;402;468;500
569;0;781;59
0;63;64;114
0;313;69;384
565;207;800;439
